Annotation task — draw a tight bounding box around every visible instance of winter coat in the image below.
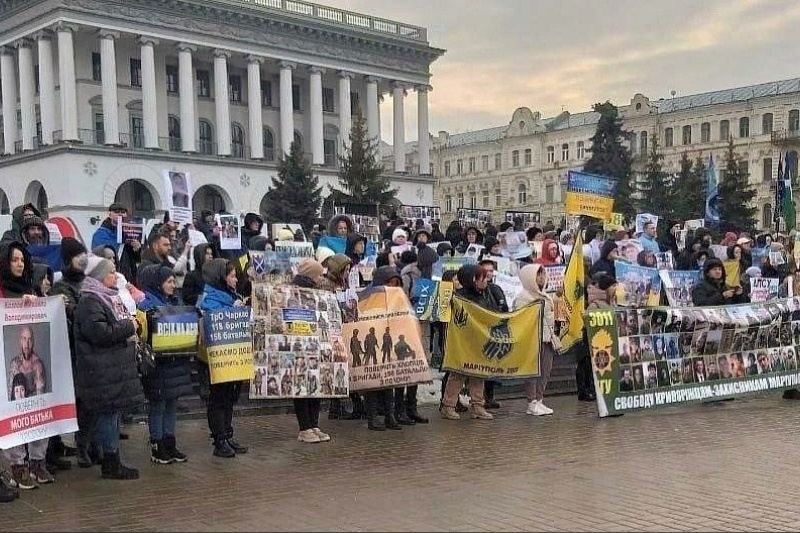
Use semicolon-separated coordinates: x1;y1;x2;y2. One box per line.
91;218;120;253
455;265;499;311
401;263;421;296
515;263;556;343
0;241;34;298
52;269;85;354
345;233;367;265
0;203;42;248
136;248;173;285
691;258;733;307
589;240;618;280
638;234;661;254
455;226;484;254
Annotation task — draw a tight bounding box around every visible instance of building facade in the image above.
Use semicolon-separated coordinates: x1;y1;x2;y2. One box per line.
0;0;443;241
432;78;800;230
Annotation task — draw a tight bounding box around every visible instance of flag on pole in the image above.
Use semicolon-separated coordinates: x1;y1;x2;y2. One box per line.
704;155;720;228
559;231;585;352
783;155;796;230
774;153;783;230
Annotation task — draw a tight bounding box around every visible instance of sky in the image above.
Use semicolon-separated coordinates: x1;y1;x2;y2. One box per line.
323;0;800;142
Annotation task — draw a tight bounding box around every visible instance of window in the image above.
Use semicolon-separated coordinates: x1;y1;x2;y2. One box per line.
524;148;532;166
231;123;244;157
444;161;451;177
130;115;144;148
129;58;141;87
763;157;773;182
763;203;773;229
94;112;104;145
495;189;502;206
324;139;337;166
166;65;178;94
197;70;210;97
457;193;464;209
739;117;749;138
168;116;180;152
577;141;585;159
763;113;773;135
199;120;213;155
494;153;502;170
92;52;101;82
322;87;335;113
788;151;799;183
469;157;476;173
263;127;275;161
682;125;691;145
664;127;673;147
481;155;489;171
292;84;301;111
545;184;554;204
547;146;554;163
350;92;360;115
639;132;647;154
517;183;527;205
293;131;303;152
482;190;489;208
456;159;463;174
790;110;800;133
229;75;242;103
720;120;730;140
261;80;272;107
512;150;519;167
469;193;477;209
701;122;711;143
561;143;569;161
445;195;452;213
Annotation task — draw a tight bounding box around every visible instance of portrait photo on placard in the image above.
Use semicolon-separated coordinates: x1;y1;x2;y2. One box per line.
5;322;52;401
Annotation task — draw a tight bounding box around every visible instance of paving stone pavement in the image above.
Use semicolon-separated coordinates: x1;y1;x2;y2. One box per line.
6;393;800;531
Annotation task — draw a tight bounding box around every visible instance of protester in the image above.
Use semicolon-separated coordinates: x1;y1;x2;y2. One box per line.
137;230;174;283
589;240;618;279
318;215;354;254
241;213;264;252
455;226;484;254
91;203;135;253
183;243;216;307
692;258;741;306
537;238;562;266
1;203;41;247
444;220;462;248
430;222;445;243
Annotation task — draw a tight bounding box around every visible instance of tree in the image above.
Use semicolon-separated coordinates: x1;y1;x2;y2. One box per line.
636;135;671;218
328;112;397;211
583;102;635;223
261;141;323;231
717;138;758;233
670;152;706;223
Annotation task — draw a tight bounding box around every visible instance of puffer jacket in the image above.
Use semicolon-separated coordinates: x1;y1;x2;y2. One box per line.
515;263;556;343
691;258;731;307
0;203;41;248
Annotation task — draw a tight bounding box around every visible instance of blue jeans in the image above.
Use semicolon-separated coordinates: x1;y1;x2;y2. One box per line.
148;400;177;441
96;411;120;454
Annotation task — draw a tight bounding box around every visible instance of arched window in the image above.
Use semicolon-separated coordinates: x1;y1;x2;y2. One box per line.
168;115;181;152
762;113;773;135
577;141;585;159
790;110;800;132
263;127;275;161
561;143;569;161
739;116;749;138
199;120;214;155
231;123;245;158
546;146;554;163
719;120;730;141
763;203;773;229
293;131;303;153
639;131;647;154
517;183;527;205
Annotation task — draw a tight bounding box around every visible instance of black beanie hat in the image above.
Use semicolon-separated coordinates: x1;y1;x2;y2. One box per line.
592;272;617;291
60;237;87;264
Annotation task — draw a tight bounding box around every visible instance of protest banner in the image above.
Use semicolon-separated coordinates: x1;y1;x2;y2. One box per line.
250;285;347;399
456;208;491;229
560;232;585;352
218;214;242;250
494;272;523;309
201;306;253;385
400;205;440;227
116;217;145;245
498;231;530;259
723;259;741;287
1;297;77;449
615;261;661;307
163;170;192;224
587;297;800;417
342;287;431;391
411;279;453;322
750;278;780;303
564;170;617;220
274;241;316;273
654;252;674;271
138;306;200;354
443;296;542;379
505;211;540;227
432;256;476;280
659;270;701;307
544;265;566;294
604;212;625;232
616;239;644;264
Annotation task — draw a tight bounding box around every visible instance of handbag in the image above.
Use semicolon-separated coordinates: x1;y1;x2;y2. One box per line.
135;340;157;376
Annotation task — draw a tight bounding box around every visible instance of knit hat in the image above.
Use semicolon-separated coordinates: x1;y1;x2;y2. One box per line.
392;227;409;244
725;231;737;242
92;245;116;260
316;246;336;266
60;237;87;264
297;258;324;281
85;255;115;280
276;228;294;241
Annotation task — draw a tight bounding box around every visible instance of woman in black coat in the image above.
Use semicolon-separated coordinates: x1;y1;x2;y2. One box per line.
74;256;144;480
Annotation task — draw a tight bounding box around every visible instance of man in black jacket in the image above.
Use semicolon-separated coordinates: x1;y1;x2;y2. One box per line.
691;258;741;306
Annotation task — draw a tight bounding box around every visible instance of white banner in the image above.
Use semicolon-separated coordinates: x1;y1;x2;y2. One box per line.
163;170;193;225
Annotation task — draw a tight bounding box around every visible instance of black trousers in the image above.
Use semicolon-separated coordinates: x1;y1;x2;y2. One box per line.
293;398;321;431
395;385;419;414
207;381;240;442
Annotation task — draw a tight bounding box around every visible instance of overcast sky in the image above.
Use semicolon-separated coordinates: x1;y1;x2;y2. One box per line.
324;0;800;142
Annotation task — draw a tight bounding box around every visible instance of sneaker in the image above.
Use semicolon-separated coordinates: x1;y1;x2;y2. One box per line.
9;465;37;490
163;437;188;463
297;429;321;443
213;440;236;459
311;428;331;442
150;442;175;465
537;402;554;415
440;407;461;420
469;405;494;420
527;400;553;416
29;460;54;485
226;439;248;454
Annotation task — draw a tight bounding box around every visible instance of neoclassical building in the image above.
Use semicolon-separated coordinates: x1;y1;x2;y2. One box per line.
0;0;443;240
432;78;800;230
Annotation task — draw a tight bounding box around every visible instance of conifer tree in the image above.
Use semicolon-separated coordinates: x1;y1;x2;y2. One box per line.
261;141;322;231
637;135;671;217
718;138;758;233
670;152;706;222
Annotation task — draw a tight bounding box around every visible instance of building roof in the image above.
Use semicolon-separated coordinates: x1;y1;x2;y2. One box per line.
544;111;600;131
444;126;506;147
654;77;800;113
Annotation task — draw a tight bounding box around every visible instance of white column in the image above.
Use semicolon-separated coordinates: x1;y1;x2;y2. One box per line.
98;30;120;145
56;23;78;141
17;40;35;151
366;76;380;143
139;36;159;149
247;56;263;159
213;49;231;156
36;32;55;145
392;82;406;173
338;71;353;150
279;61;295;155
0;48;17;154
177;43;196;152
417;85;431;175
308;66;324;165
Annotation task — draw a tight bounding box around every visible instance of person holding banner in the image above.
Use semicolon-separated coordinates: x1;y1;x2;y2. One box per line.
691;259;741;307
74;255;144;480
137;265;193;464
455;226;484;255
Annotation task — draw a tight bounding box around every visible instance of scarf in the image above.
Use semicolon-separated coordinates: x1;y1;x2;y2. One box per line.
81;276;130;321
0;272;31;297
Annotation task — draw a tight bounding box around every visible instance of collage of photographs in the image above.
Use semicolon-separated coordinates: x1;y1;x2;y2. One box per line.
615;302;800;394
250;284;349;399
399;205;441;228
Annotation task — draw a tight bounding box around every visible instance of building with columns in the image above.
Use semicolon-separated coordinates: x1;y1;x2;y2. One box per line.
430;78;800;230
0;0;443;241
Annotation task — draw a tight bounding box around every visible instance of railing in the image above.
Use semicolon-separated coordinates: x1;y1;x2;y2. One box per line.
229;0;427;42
771;128;800;143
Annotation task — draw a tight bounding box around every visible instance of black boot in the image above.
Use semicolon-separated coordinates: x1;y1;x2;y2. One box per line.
46;439;72;473
76;440;92;468
226;432;248;454
328;399;347;419
213;438;236;458
163;435;188;463
100;452;139;480
394;389;415;425
405;385;429;424
344;394;364;420
384;412;402;430
88;442;104;465
150;440;175;465
484;382;500;409
0;480;15;503
366;394;385;431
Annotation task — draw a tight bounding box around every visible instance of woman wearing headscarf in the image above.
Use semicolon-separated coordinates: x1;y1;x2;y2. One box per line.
536;238;562;266
691;258;740;306
182;243;217;307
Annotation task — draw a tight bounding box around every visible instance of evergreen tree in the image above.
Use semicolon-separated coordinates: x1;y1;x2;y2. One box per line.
670;152;706;222
636;135;671;218
261;141;322;231
717;138;758;233
584;102;635;222
328;112;397;209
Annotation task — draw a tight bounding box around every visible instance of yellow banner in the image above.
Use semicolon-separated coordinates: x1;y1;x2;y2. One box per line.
560;231;586;351
203;306;254;384
604;212;625;232
723;259;741;287
442;296;542;379
565;191;615;220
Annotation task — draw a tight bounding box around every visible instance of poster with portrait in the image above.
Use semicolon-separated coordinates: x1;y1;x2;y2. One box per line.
0;297;77;449
587;297;800;417
342;287;432;391
615;261;661;307
216;214;242;250
456;208;491;230
162;170;193;225
250;285;347;399
505;211;540;228
400;205;440;227
498;231;530;259
616;239;644;264
635;213;658;235
660;270;701;307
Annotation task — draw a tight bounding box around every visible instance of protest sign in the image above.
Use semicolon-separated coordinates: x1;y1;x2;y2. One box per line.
400;205;440;227
723;259;741;287
248;251;293;286
342;287;431;391
635;213;658;235
750;278;780;303
615;262;661;307
116;217;145;245
604;212;625;232
587;297;800;417
456;208;491;229
544;265;566;294
218;214;242;250
565;170;617;220
504;211;540;227
684;219;704;231
1;297;77;449
654;252;674;271
138;306;199;354
498;231;528;259
411;279;453;322
616;239;643;264
659;270;701;307
163;170;192;224
274;242;316;275
464;244;484;260
494;272;523;309
443;297;542;379
201;306;253;385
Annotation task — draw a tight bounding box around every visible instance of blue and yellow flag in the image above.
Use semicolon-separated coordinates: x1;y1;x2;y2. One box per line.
442;296;542;379
560;231;585;352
